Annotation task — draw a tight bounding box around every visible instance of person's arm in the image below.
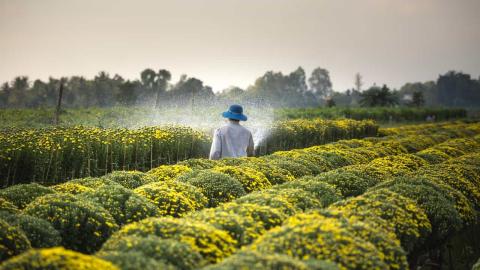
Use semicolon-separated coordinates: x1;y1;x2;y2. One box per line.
209;129;222;160
246;133;254;157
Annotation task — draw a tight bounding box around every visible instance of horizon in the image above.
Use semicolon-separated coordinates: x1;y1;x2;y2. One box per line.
1;0;480;92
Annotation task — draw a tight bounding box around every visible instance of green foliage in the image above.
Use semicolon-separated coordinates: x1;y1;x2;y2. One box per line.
0;183;55;209
0;125;211;185
250;211;388;270
189;208;263;246
178;158;220;170
260;156;312;178
235;192;297;216
0;198;19;214
238;158;295;185
70;177;122;189
0;212;61;248
331;189;432;253
371;178;468;244
134;181;207;216
415;148;451;164
98;235;204;270
103;171;156;189
274;177;342;206
79;184;160;225
0;247;119;270
257;118;378;154
177;170;246;207
212;166;271;192
217;203;286;231
97;251;174;270
235;188;321;215
147;165;193;182
111;217;237;263
203;251;340;270
314;168;381;197
289;209;409;270
24;193;118;254
51;182;94;195
0;219;31;261
276;107;467;122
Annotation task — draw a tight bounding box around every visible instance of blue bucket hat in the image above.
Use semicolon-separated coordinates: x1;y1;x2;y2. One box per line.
222;104;247;121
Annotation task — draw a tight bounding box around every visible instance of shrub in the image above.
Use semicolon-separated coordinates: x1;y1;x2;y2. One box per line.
0;198;19;214
374;141;408;155
430;145;465;157
24;193;118;253
260;157;312;178
415;149;451;164
134;181;207;216
0;247;118;270
98;251;174;270
217;202;286;231
289;209;408;270
367;154;428;177
0;183;55;209
0;212;61;248
250;212;388;270
264;154;322;175
272;150;332;173
254;188;322;211
147;165;192;182
51;182;94;195
321;149;370;166
70;177;122;189
212;166;271;192
382;177;475;227
331;189;432;253
98;235;204;270
103;171;156;189
0;219;31;261
397;135;436;152
337;164;390;184
110;217;236;263
177;171;246;207
235;192;298;216
203;251;339;270
189;208;262;246
178;158;220;169
239;158;295;185
335;138;374;148
218;157;249;166
371;178;467;244
274;178;342;207
312;170;379;198
79;184;159;225
416;164;480;208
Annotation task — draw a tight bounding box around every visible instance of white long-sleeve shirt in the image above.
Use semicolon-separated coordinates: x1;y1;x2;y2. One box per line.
209;120;254;160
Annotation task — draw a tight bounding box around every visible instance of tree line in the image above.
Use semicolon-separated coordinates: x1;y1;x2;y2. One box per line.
1;68;479;108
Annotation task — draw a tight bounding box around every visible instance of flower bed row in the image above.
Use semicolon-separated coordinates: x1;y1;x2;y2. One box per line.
0;119;379;187
0;121;479;269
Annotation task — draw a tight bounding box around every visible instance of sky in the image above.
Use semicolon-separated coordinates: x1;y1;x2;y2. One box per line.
0;0;479;92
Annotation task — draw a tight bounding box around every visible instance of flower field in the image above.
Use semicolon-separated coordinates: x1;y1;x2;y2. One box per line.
0;119;377;186
1;120;480;269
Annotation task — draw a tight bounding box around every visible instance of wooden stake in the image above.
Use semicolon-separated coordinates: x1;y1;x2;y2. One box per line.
54;82;64;125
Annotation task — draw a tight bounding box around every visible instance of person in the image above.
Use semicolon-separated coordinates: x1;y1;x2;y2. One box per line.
209;104;254;160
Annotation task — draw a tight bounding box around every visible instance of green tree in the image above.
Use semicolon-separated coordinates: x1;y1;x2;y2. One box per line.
155;69;171;108
409;91;425;107
308;67;332;99
359;84;398;107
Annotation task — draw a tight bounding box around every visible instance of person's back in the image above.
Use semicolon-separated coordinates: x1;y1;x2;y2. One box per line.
209;105;254;160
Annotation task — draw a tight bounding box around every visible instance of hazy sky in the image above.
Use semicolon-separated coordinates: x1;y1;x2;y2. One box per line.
1;0;479;92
